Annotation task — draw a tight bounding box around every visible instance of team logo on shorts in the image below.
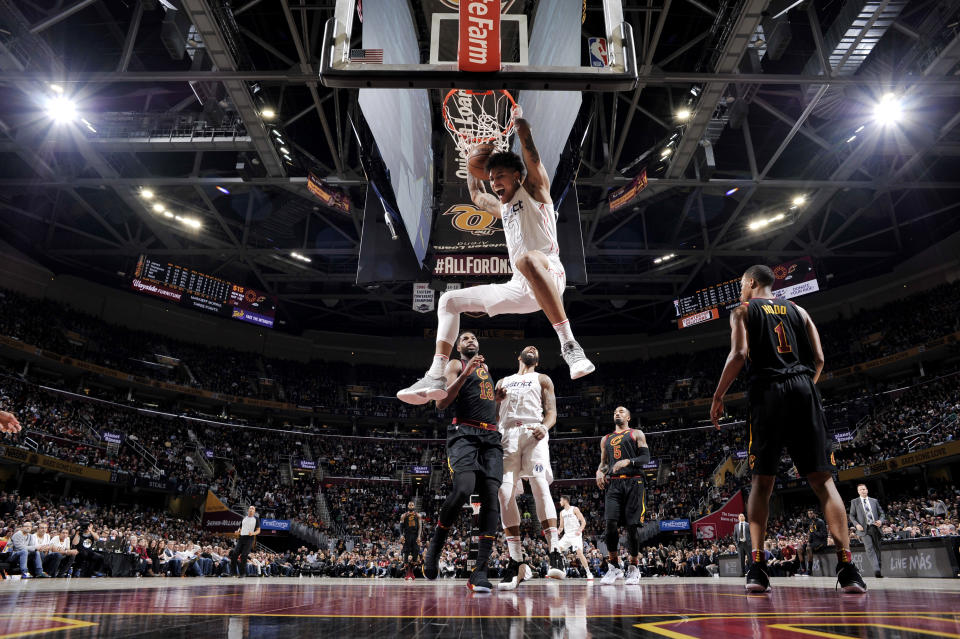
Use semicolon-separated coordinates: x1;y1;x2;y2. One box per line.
749;454;756;469
443;203;503;237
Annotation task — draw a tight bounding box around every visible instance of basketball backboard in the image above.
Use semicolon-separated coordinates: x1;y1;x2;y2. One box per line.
320;0;637;91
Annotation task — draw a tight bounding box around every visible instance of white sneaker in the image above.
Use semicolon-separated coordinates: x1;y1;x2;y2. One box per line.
586;573;595;581
600;566;623;585
624;564;641;585
561;341;595;379
396;374;447;405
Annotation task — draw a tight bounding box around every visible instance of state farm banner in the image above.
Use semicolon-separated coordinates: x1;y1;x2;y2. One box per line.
693;490;744;540
412;282;435;313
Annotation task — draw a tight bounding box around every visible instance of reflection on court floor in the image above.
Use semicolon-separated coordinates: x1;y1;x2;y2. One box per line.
0;577;959;638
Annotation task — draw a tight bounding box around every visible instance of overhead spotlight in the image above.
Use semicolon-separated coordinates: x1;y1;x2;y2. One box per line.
873;92;902;125
846;135;857;143
279;147;290;155
855;125;865;133
725;187;739;196
660;148;672;159
215;186;230;195
151;202;165;213
44;95;77;123
81;118;96;133
270;129;281;137
49;83;64;93
748;213;787;231
140;189;155;199
180;217;202;229
791;195;806;207
290;251;312;263
162;211;174;218
261;107;276;120
675;108;692;121
654;253;677;264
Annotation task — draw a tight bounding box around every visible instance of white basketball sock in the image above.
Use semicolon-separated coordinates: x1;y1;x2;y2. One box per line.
545;527;559;552
507;536;523;562
553;319;574;346
426;354;448;378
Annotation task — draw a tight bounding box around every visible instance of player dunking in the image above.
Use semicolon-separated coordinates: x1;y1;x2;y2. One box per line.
397;108;594;405
595;407;649;586
400;501;421;581
557;495;593;580
710;265;866;593
494;346;563;591
421;332;502;593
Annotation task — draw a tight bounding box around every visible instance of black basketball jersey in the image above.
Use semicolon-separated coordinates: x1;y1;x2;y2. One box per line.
743;298;815;384
604;429;645;478
453;359;497;425
402;511;419;538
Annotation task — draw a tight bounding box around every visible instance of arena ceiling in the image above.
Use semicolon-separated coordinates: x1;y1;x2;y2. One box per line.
0;0;959;336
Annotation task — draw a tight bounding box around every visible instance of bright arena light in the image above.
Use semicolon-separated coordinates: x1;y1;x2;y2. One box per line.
44;95;77;123
873;93;903;124
792;195;806;207
140;189;154;199
675;108;691;121
151;203;165;213
261;108;276;120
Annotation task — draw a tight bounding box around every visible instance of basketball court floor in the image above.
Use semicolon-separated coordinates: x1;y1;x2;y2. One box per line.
2;577;959;638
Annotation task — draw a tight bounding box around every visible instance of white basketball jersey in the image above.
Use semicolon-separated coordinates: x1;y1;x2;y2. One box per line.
497;372;543;429
561;507;581;536
501;186;559;273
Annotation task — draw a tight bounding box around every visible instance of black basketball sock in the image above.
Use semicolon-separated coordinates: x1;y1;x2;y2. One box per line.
475;535;495;572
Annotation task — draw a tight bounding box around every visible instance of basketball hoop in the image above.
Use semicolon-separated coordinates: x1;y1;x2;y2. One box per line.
441;89;517;159
470;501;482;517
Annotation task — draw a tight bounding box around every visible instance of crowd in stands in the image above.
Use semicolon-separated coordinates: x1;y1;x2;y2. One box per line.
0;278;959;580
2;279;959;417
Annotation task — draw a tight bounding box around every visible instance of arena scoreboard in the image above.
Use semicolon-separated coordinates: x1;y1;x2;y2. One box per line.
675;257;820;329
131;255;277;328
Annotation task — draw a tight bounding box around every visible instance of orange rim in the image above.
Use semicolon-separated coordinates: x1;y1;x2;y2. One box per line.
442;89;517;144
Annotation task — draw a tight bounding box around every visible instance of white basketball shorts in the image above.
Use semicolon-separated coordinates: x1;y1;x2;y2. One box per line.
472;256;565;317
501;424;553;485
557;533;584;553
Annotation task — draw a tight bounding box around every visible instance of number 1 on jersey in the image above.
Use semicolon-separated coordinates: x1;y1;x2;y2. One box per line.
774;321;793;354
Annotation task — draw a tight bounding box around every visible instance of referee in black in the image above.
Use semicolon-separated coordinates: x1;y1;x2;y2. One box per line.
230;505;260;578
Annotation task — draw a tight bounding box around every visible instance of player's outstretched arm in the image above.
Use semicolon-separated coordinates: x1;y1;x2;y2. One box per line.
796;304;825;383
710;304;749;428
514;115;551;204
467;173;503;217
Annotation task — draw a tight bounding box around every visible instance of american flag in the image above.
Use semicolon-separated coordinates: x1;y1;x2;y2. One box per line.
349;48;383;64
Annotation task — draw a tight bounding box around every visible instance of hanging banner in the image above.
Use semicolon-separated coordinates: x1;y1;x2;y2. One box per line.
432;202;507;254
693;490;744;540
433;254;512;277
307;173;351;214
413;283;435;313
608;169;648;212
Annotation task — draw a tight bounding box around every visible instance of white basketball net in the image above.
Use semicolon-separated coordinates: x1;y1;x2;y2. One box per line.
442;89;517;159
